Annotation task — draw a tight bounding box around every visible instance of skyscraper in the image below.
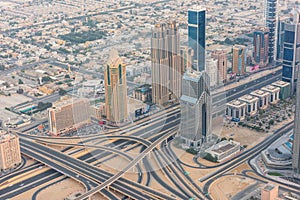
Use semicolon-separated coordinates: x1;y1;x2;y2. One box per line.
281;9;300;92
180;46;194;72
180;70;211;147
151;21;182;106
253;27;269;66
276;16;288;61
188;6;206;71
232;45;247;75
104;50;128;123
265;0;278;63
211;49;228;84
293;65;300;178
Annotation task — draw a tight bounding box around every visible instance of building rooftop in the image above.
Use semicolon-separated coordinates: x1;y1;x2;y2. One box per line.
227;99;246;108
238;94;259;102
250;90;269;97
263;184;276;191
272;80;290;87
208;140;240;154
261;85;280;92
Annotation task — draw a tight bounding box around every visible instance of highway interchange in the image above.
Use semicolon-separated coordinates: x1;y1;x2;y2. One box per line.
1;67;296;200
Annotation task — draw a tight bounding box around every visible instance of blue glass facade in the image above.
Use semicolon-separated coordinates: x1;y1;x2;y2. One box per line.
188;9;206;71
281;20;300;93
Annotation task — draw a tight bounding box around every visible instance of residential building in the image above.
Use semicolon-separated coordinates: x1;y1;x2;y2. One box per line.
48;98;90;135
151;21;182;105
281;9;300;93
0;131;22;171
253;27;269;66
232;45;247;75
180;70;211;147
104;50;128;123
265;0;278;63
211;49;228;84
188;6;206;71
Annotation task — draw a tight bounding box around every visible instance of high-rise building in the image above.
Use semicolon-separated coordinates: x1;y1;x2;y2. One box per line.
205;57;218;88
180;46;194;72
276;16;288;61
253;27;269;66
105;50;128;123
0;130;21;171
281;9;300;92
48;98;90;135
293;65;300;178
180;70;211;147
211;49;228;84
188;6;206;71
232;45;247;75
265;0;278;63
151;21;182;106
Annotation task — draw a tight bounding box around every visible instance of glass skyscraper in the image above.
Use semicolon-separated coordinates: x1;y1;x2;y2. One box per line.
281;9;300;93
188;7;206;72
180;70;211;147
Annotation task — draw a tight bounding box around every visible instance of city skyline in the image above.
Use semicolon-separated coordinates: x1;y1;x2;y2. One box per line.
0;1;300;200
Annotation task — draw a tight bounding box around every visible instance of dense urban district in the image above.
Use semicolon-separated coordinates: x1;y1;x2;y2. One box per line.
0;0;300;200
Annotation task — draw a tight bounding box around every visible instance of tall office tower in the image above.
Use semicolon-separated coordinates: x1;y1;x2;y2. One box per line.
276;17;288;61
211;49;228;84
188;6;206;71
282;9;300;92
151;21;182;105
265;0;278;63
253;28;269;66
180;46;194;72
105;50;128;123
180;70;211;147
206;57;218;88
0;130;21;171
232;45;247;75
293;51;300;178
48;98;90;135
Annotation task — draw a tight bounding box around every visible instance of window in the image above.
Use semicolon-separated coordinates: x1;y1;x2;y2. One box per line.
284;30;295;44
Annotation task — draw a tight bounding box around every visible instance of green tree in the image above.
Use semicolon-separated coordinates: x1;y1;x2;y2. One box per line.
18;79;24;84
58;88;67;96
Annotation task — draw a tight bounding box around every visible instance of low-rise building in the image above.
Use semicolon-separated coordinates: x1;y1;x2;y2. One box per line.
133;84;152;102
205;140;240;162
48;98;91;135
90;103;105;121
250;90;269;110
271;80;290;99
238;95;259;116
0;131;22;171
261;85;280;104
226;100;247;121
